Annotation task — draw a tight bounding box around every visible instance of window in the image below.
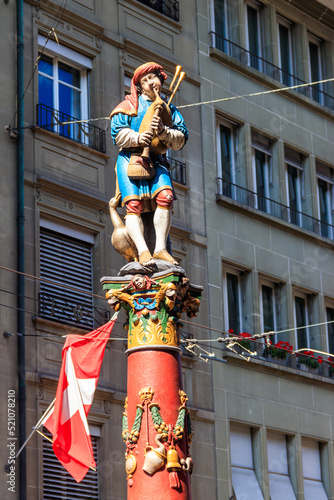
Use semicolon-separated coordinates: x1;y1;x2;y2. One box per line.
212;0;228;52
43;425;99;499
136;0;179;22
216;119;237;197
302;438;328;500
223;267;247;334
277;17;293;86
267;431;296;500
39;220;96;328
245;1;262;70
326;306;334;354
294;293;311;349
37;35;95;147
317;163;334;239
308;33;324;104
230;423;264;499
260;281;278;341
285;147;303;227
252;132;272;213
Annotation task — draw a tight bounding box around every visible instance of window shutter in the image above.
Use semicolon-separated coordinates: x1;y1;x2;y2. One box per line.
42;428;99;499
39;228;94;328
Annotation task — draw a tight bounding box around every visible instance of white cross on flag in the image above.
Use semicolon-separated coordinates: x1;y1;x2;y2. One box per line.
43;320;115;482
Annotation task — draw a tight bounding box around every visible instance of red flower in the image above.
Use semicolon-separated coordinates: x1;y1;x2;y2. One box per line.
317;356;323;364
239;332;252;339
228;329;234;334
328;356;334;366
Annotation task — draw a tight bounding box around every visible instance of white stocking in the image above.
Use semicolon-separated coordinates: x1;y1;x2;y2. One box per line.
154;207;171;254
125;214;148;256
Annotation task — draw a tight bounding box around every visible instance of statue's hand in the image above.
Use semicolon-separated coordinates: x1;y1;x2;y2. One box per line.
151;115;164;134
138;130;153;146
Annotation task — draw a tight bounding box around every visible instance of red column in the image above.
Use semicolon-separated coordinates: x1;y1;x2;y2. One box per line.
126;349;191;500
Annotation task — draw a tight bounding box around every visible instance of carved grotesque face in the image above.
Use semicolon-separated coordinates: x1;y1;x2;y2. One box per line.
139;72;162;100
165;283;177;299
132;275;146;290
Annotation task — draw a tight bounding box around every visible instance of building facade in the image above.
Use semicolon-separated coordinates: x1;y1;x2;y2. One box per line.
1;0;334;499
200;0;334;498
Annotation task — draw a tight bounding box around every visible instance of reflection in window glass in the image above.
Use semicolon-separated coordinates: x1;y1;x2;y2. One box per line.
295;296;308;348
226;272;240;334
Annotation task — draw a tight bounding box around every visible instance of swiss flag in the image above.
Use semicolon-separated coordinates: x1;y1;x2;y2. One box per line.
43;320;115;482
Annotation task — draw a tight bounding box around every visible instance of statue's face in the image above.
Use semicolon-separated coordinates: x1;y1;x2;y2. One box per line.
132;275;146;289
139;72;162;100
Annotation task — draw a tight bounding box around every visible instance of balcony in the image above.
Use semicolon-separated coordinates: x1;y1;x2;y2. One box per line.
38;292;110;329
168;157;187;185
216;178;334;241
226;341;334;379
209;32;334;111
36;104;106;153
136;0;179;22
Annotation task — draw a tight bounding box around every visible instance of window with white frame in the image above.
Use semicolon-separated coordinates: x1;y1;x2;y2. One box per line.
260;280;278;342
267;431;296;500
252;131;272;213
216;118;238;198
308;33;324;104
212;0;228;52
293;292;311;349
38;35;91;142
326;305;334;354
277;16;294;86
285;147;304;227
302;438;328;500
230;422;264;500
245;0;262;70
223;267;246;334
39;219;95;328
317;162;334;239
43;424;99;499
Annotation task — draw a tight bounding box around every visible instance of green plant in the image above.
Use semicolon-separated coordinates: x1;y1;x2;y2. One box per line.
297;350;323;369
263;341;293;359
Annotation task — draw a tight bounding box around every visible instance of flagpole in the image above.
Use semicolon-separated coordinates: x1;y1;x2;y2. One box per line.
15;398;55;460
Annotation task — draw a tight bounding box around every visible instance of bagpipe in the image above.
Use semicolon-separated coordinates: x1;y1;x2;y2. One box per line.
127;65;186;180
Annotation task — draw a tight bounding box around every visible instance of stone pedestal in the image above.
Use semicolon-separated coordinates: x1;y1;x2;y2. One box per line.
101;266;202;500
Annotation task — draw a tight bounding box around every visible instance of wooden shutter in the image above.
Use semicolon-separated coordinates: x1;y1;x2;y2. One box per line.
39;228;94;328
42;428;99;499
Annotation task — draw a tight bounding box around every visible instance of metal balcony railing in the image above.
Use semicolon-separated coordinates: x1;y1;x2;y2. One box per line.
38;292;110;329
209;32;334;110
36;104;106;153
169;157;187;185
137;0;179;22
216;178;334;241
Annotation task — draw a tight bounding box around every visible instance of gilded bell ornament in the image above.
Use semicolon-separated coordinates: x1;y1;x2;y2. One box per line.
166;447;181;471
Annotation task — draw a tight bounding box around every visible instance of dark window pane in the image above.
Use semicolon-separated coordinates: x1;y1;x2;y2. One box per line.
247;5;260;69
295;296;307;348
38;75;53;108
59;84;80;118
309;41;322;102
39;54;53;76
58;61;80;87
262;285;274;333
220;124;233;196
279;24;291;85
227;272;240;333
327;307;334;354
214;0;226;51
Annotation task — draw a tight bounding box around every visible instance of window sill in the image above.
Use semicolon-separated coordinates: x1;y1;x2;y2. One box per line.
223;350;334;387
33;127;110;160
209;47;334;120
216;193;334;250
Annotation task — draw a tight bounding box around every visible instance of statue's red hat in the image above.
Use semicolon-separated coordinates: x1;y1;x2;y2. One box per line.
110;62;167;118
